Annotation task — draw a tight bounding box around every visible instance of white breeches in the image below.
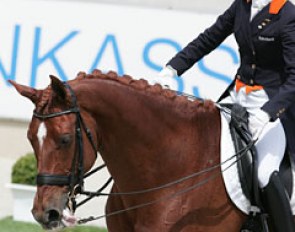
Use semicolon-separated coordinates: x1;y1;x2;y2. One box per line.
221;86;286;188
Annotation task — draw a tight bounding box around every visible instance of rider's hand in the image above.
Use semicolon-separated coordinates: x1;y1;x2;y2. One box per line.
152;66;177;89
248;109;270;141
158;66;177;79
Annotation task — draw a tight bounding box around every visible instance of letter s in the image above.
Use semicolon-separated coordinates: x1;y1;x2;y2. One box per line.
143;38;184;92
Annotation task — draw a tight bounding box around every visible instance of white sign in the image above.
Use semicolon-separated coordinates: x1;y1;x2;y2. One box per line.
0;0;239;120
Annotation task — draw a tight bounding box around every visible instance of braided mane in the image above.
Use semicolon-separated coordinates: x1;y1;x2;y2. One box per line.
73;69;216;112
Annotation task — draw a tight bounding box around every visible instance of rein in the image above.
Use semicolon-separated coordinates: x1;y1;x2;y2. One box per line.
81;141;253;197
78;140;255;224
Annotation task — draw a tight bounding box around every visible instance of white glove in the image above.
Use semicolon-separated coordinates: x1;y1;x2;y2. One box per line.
248;109;270;141
149;66;178;89
158;66;177;79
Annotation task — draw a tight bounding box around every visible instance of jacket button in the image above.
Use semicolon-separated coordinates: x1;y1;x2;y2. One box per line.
250;79;254;85
252;64;256;69
236;75;241;80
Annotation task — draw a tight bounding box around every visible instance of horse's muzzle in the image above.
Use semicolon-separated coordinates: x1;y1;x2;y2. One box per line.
32;187;69;230
32;207;63;230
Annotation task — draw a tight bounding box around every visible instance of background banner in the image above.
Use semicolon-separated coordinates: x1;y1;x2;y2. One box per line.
1;0;239;120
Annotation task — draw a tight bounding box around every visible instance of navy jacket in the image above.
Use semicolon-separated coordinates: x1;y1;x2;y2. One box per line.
167;0;295;154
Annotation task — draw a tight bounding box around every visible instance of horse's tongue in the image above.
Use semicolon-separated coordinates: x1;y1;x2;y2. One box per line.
62;209;78;227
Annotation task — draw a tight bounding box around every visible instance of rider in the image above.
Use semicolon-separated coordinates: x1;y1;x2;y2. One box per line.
159;0;295;231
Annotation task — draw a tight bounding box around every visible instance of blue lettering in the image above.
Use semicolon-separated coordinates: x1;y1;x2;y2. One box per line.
197;44;238;84
31;27;78;87
89;34;124;75
143;38;181;71
1;25;20;85
194;44;239;97
192;87;200;98
143;38;184;92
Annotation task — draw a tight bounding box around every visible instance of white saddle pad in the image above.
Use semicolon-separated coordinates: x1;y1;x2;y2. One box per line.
220;112;295;215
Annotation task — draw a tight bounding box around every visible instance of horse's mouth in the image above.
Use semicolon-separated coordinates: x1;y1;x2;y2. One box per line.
40;209;77;231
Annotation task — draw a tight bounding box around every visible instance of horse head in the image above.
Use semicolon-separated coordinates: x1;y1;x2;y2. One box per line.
9;76;98;230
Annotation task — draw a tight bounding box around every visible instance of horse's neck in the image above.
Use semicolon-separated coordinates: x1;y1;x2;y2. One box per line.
78;78;177;141
76;79;220;191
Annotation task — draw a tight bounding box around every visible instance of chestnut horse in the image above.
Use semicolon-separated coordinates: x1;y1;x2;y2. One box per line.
9;70;245;231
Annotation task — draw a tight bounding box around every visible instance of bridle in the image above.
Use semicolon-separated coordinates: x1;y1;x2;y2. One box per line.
33;82;100;212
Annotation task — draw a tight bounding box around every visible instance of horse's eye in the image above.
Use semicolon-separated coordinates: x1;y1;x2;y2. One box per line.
59;134;72;147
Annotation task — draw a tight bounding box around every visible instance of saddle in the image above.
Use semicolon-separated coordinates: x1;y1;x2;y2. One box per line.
222;104;259;206
221;103;293;231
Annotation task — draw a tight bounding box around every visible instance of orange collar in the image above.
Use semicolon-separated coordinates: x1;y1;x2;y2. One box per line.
269;0;287;14
245;0;287;14
235;79;264;95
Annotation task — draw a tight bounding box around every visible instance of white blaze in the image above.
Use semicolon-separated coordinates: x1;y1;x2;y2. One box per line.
37;122;47;149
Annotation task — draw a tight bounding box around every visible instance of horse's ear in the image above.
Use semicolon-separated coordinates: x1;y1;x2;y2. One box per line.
49;75;67;103
8;80;39;104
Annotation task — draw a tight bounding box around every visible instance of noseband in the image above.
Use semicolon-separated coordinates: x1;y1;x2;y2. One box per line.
33;82;97;206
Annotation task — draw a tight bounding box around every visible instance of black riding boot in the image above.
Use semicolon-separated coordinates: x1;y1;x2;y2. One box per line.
263;171;295;232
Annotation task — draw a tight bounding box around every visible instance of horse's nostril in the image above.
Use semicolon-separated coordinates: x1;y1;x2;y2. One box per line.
47;209;60;222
